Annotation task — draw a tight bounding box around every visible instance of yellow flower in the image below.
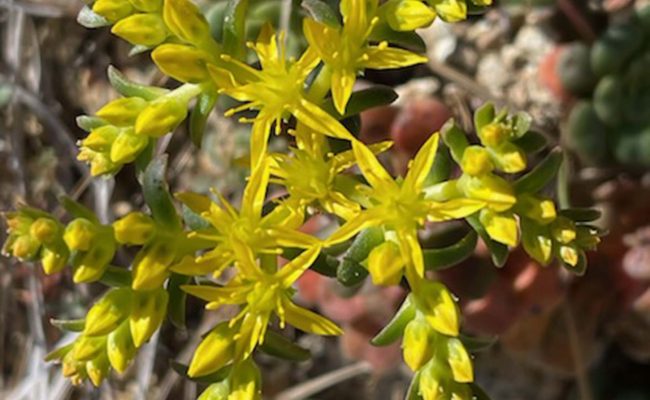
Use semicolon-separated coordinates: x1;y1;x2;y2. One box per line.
183;245;342;363
270;125;392;220
327;133;484;280
173;159;316;277
304;0;427;114
207;24;354;169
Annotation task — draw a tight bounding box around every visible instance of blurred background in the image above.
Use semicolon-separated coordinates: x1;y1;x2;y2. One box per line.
3;0;650;399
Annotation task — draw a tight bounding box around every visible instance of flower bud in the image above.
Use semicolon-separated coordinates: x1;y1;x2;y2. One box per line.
551;217;577;244
444;337;473;383
92;0;134;23
198;382;231;400
41;244;70;274
134;98;187;137
458;174;516;212
412;282;459;337
229;359;262;400
110;129;149;164
113;212;156;245
479;208;519;247
521;222;553;265
492;142;527;173
479;123;507;148
131;240;177;290
96;97;148;127
74;335;106;361
112;13;168;47
152;44;211;83
84;287;133;337
86;351;110;387
460;146;493;176
382;0;436;31
367;241;404;286
129;288;168;347
107;321;136;373
72;237;116;283
30;218;60;244
77;148;119;176
517;195;556;225
127;0;161;12
82;125;120;152
418;359;447;400
64;218;97;251
10;235;40;260
432;0;467;22
163;0;213;46
559;244;579;267
403;318;435;371
188;322;235;377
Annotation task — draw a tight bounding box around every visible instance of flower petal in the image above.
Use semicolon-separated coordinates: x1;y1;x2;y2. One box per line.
352;140;398;191
277;246;321;287
397;228;424;277
282;298;343;335
293;99;354;141
331;68;356;115
363;45;428;69
250;116;274;171
403;133;439;194
241;158;270;219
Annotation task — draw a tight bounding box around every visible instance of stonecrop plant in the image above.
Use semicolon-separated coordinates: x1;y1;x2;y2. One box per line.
2;0;604;399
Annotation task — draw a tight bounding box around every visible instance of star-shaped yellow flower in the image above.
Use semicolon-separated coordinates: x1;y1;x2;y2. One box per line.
183;245;342;363
172;159;316;277
207;24;354;169
327;133;485;281
304;0;427;114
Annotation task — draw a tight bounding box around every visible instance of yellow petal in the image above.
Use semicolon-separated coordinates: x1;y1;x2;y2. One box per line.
277;246;321;287
352;140;398;191
129;288;168;347
231;240;264;279
282;298;343;335
428;198;486;221
403;318;435;371
293;99;354;141
303;18;340;60
403;133;439;194
325;210;378;245
242;158;270;219
181;284;246;304
397;228;424;278
234;312;268;361
363;45;428;69
249;116;273;171
331;68;356;115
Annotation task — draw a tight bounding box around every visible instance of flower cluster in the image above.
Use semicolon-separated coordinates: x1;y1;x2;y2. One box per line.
1;0;603;399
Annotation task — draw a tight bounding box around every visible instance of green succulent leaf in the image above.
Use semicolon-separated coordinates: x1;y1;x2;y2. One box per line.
50;318;86;332
259;330;311;362
514;149;563;194
107;66;167;101
142;155;182;231
302;0;341;27
321;86;398;119
371;295;416;346
190;92;218;148
167;273;191;329
423;230;477;271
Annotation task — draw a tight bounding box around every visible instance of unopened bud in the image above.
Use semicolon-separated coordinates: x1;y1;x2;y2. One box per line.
188;322;235;377
110;129;149;164
30;218;60;244
152;44;211;83
112;13;168;47
96;97;148;127
64;219;97;251
134;98;187;137
92;0;134;23
84;287;133;336
113;212;156;245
